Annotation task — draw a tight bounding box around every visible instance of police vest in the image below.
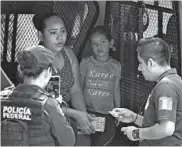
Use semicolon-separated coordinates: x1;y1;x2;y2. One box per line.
1;87;55;146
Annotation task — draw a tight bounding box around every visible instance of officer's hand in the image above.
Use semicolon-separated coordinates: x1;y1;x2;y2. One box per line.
75;111;95;134
121;126;140;141
112;108;137;123
56;95;63;104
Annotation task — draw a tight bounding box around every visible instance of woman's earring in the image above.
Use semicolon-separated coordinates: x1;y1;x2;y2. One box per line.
112;46;116;51
39;38;44;45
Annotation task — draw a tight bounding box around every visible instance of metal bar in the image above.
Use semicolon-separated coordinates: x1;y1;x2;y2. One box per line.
11;14;18;62
158;1;163;36
3;14;10;62
176;1;182;76
117;1;174;13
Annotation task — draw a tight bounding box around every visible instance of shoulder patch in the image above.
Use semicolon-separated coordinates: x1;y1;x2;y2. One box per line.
158;96;173;111
32;90;49;105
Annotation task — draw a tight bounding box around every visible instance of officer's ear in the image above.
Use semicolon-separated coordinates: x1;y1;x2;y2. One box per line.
47;67;52;78
42;67;51;79
148;58;155;68
38;31;43;43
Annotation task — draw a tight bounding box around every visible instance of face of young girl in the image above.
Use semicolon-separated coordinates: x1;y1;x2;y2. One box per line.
41;16;67;53
91;32;110;59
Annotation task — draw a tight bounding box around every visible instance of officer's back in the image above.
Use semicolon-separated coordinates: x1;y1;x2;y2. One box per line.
1;45;76;146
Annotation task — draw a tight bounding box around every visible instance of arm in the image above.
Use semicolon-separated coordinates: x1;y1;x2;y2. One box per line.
79;59;86;90
113;78;120;108
80;72;85;90
64;49;95;134
140;120;175;139
122;83;178;141
139;83;177;139
122;120;175;141
45;99;76;146
62;104;95;134
66;48;87;112
62;106;87;122
114;61;122;108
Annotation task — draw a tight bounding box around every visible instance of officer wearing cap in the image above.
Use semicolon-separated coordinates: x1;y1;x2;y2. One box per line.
1;45;75;146
112;37;182;146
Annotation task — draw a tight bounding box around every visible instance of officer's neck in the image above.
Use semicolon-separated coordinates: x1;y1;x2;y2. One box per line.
23;77;45;89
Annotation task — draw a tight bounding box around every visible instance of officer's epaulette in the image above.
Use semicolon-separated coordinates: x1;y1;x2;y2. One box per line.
33;89;55;105
160;76;172;84
0;85;15;99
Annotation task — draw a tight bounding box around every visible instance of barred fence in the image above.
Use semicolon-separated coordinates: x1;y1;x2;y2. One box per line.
1;1;181;113
104;1;181;112
1;1;99;84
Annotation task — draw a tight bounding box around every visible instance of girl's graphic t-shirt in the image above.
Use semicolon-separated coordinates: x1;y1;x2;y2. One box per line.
80;56;121;114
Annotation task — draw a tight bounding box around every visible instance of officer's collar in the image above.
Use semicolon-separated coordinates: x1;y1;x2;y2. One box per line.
156;68;177;83
16;84;46;93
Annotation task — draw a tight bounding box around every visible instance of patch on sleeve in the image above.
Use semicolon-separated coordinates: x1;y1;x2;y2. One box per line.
158;97;173;110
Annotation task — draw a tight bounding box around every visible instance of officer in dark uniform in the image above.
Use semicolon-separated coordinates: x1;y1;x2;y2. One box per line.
111;37;182;146
1;45;76;146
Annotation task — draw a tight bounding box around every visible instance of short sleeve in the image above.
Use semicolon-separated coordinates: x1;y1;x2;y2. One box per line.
80;58;87;76
154;83;178;123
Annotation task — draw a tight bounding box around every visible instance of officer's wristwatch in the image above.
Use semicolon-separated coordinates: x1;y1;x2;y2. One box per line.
132;129;140;140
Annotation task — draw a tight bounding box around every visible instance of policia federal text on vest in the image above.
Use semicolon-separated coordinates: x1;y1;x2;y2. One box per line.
1;86;52;146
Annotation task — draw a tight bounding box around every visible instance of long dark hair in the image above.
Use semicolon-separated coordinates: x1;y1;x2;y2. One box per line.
32;12;63;32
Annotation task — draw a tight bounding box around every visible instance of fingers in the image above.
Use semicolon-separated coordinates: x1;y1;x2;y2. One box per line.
82;122;95;134
112;108;130;116
87;114;96;121
109;108;127;118
56;95;63;104
83;126;92;135
85;117;95;134
112;108;124;112
121;127;127;132
88;122;96;133
79;126;91;135
121;127;128;135
118;115;123;122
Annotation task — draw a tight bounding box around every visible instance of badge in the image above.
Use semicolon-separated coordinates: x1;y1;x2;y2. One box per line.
158;97;173;110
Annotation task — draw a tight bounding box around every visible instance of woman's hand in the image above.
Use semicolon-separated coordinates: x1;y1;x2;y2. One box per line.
75;111;95;134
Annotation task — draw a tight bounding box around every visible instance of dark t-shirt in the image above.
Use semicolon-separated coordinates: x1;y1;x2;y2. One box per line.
140;69;182;146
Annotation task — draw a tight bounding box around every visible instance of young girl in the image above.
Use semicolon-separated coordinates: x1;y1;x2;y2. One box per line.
32;12;95;139
80;25;121;145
